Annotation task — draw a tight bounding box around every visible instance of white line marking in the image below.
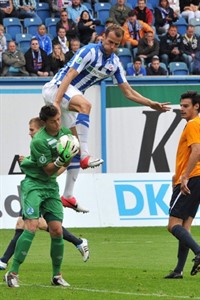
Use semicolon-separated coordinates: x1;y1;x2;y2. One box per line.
1;282;200;299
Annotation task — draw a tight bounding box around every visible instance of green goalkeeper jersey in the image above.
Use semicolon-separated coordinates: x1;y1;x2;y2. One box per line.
20;126;71;183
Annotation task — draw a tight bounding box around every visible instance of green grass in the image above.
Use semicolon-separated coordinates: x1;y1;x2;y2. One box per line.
1;227;200;300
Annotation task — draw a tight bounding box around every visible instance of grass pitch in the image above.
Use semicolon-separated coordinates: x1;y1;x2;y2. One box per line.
1;227;200;300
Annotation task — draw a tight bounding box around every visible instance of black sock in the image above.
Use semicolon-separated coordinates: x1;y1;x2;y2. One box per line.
172;224;200;255
174;241;189;273
62;226;82;246
1;229;24;263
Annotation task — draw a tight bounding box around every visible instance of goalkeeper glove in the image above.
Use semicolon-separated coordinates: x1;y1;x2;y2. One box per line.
54;135;79;168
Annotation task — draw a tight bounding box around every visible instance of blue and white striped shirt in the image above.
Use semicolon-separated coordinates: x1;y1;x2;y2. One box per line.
53;43;127;93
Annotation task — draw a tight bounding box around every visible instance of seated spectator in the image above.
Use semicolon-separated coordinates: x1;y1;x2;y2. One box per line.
33;24;52;56
109;0;131;26
126;56;146;76
48;43;66;74
159;24;183;66
67;0;93;23
56;10;79;42
52;26;69;54
121;11;154;54
109;0;132;26
180;0;200;22
192;50;200;74
2;41;28;76
94;34;103;43
105;17;114;30
0;0;17;25
49;0;72;17
133;0;154;26
154;0;178;35
168;0;180;15
137;31;160;65
65;37;80;62
25;38;51;77
181;25;199;72
13;0;38;19
146;55;167;75
78;10;100;45
0;24;7;71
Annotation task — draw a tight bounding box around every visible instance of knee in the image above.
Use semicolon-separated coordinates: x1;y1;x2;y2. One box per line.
69;99;91;114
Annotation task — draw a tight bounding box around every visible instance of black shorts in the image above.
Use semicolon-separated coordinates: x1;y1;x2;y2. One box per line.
169;176;200;220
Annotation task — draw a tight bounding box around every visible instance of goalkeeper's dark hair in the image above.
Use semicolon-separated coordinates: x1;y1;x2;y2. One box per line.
39;105;59;121
180;91;200;112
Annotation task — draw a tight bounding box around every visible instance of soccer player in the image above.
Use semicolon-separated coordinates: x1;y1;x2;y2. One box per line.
165;91;200;279
42;24;170;206
0;116;89;272
4;105;82;288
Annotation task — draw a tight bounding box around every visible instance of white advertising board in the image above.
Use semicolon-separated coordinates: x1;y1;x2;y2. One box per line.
1;173;200;229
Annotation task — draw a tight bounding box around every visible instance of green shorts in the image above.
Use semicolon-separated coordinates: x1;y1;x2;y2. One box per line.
20;177;63;222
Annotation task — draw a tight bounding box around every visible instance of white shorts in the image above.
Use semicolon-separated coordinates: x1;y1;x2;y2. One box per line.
42;80;81;128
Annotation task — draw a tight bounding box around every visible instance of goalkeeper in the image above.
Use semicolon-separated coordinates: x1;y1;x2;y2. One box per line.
5;105;78;288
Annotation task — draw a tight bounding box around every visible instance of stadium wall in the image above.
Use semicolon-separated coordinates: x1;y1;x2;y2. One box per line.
1;77;200;228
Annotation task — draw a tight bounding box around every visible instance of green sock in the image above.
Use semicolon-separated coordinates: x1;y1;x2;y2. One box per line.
9;229;35;274
51;236;64;277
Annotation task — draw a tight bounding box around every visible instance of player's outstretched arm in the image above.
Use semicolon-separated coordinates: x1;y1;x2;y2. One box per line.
119;82;171;112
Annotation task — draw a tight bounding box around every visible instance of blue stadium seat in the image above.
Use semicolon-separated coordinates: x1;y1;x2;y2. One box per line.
83;2;94;16
95;24;104;35
45;18;60;38
15;33;32;53
4;32;12;43
23;17;42;35
168;62;189;75
189;18;200;36
3;18;23;40
117;47;133;69
173;17;187;35
94;3;112;25
36;2;51;23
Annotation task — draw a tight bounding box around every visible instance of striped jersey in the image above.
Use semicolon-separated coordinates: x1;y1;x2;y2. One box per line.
53;42;127;92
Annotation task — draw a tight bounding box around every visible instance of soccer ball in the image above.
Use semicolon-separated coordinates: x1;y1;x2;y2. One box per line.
57;134;80;156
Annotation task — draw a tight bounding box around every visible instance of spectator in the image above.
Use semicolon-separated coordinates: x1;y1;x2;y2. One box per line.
180;0;200;22
105;17;114;30
126;56;146;76
159;24;183;66
25;38;51;77
192;50;200;74
78;10;99;45
0;0;17;24
146;55;167;75
56;10;79;41
67;0;93;23
137;31;160;65
2;40;28;76
52;26;69;54
49;0;72;17
154;0;178;35
13;0;38;19
94;34;103;43
181;25;199;72
33;24;52;56
48;43;66;75
121;11;154;54
168;0;180;15
133;0;154;26
109;0;131;26
0;24;7;71
65;37;80;62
